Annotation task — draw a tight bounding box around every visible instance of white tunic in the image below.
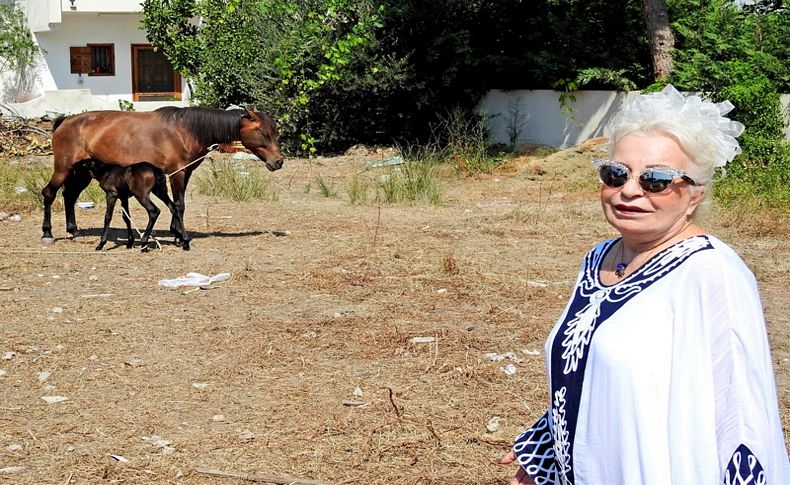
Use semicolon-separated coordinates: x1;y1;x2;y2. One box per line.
513;235;789;484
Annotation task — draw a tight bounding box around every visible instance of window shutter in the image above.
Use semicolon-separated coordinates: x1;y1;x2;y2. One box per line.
69;46;91;74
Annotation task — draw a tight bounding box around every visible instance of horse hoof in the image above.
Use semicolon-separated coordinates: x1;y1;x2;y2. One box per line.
41;237;55;246
141;245;151;253
182;242;190;251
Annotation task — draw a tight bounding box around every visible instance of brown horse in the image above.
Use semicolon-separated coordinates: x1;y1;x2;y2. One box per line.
43;107;282;250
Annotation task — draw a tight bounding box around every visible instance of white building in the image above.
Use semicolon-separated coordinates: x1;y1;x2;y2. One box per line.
2;0;189;117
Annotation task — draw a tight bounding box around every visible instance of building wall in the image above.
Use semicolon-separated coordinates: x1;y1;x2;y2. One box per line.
34;12;149;96
477;90;790;148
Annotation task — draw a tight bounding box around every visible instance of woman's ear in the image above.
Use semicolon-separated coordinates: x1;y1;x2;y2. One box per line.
686;187;706;218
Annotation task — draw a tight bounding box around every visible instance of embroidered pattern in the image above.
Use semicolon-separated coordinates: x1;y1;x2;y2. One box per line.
513;412;558;485
724;445;766;485
551;387;572;484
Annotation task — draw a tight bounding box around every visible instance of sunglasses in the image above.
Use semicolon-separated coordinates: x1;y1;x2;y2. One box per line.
592;159;698;194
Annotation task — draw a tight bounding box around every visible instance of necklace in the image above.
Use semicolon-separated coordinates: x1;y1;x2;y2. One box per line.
614;241;662;278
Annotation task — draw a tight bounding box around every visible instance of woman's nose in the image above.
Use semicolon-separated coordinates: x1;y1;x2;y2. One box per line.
619;175;644;197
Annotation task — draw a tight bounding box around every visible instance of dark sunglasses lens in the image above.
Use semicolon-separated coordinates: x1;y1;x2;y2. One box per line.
599;165;628;187
639;171;675;193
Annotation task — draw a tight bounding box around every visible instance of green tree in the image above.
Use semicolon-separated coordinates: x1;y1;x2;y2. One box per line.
0;3;42;102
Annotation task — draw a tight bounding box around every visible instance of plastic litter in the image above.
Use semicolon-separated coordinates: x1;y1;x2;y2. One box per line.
77;202;94;209
158;272;231;288
363;155;404;170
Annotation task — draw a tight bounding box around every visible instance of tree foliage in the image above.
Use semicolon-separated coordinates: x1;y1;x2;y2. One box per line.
0;2;42;101
142;0;788;164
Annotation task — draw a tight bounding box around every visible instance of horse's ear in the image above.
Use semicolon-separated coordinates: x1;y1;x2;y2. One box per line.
252;106;260;113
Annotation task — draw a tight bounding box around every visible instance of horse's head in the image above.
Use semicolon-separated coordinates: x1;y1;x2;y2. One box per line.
239;109;283;171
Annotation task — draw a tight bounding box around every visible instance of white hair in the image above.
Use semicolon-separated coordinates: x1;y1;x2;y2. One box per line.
605;85;745;186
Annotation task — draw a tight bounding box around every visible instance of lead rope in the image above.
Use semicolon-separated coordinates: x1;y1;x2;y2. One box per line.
167;143;221;178
120;205;163;250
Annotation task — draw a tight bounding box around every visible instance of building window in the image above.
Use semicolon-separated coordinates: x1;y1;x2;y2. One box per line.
70;44;115;76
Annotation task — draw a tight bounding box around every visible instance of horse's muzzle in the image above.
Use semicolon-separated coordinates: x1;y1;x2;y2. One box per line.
265;159;284;171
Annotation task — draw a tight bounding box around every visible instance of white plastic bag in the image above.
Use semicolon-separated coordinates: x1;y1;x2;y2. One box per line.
157;272;231;288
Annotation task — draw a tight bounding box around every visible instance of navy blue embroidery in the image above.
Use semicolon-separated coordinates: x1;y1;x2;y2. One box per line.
546;236;713;484
513;411;558;485
725;444;766;485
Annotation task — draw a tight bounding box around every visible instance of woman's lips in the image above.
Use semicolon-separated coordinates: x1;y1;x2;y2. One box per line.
615;204;649;214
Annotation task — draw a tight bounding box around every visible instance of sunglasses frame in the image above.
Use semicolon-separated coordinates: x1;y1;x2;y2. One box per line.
592;158;698;193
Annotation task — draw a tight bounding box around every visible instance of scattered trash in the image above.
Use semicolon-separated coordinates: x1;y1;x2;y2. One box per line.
528;280;548;288
501;364;517;376
108;454;131;464
14;186;27;193
409;336;436;344
6;444;23;452
8;214;21;222
238;430;255;442
0;212;7;220
52;307;63;314
436;288;448;294
364;155;404;170
211;414;225;422
333;310;353;318
89;275;98;281
522;349;541;356
125;359;145;368
484;351;523;364
353;387;363;397
41;396;69;404
192;382;209;390
37;371;51;383
158;272;231;289
486;416;501;433
142;436;176;454
0;370;7;377
77;202;94;209
2;352;16;361
0;466;25;474
231;151;259;160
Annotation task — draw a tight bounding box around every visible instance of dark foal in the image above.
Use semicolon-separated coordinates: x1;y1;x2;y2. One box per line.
78;160;185;251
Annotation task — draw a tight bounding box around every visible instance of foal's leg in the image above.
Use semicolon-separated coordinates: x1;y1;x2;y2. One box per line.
168;171;190;250
96;193;117;251
120;197;135;249
134;193;161;252
62;168;93;237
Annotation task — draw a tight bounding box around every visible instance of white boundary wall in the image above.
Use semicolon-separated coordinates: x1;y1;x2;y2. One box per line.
477;90;790;148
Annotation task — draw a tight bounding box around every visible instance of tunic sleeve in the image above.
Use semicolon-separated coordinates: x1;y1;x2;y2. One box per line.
700;248;789;484
513;411;558;485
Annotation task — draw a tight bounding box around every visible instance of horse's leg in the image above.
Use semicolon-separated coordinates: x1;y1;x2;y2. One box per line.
120;197;135;249
62;168;93;237
135;193;160;253
96;193;117;251
168;172;190;251
41;170;69;242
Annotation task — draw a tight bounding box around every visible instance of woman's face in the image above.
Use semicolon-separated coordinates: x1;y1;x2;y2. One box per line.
600;132;704;244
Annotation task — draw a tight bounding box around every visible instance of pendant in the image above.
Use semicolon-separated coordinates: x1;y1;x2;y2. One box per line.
615;263;627;278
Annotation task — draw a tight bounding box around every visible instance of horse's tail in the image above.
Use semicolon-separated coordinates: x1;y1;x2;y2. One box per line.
52;115;67;132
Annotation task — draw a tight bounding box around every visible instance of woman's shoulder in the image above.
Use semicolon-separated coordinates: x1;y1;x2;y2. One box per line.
685;235;758;286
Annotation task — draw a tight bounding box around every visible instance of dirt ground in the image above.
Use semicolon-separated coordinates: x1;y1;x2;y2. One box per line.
1;143;788;484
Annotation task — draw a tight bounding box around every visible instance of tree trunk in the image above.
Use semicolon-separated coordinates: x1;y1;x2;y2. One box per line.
642;0;675;80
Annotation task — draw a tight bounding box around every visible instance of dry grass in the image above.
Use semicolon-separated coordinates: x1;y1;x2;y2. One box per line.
0;141;787;484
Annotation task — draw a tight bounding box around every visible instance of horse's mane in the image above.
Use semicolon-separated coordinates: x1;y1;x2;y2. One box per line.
155;107;244;147
52;115;67;132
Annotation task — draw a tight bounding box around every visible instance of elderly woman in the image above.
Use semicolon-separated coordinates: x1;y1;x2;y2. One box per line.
500;85;789;484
